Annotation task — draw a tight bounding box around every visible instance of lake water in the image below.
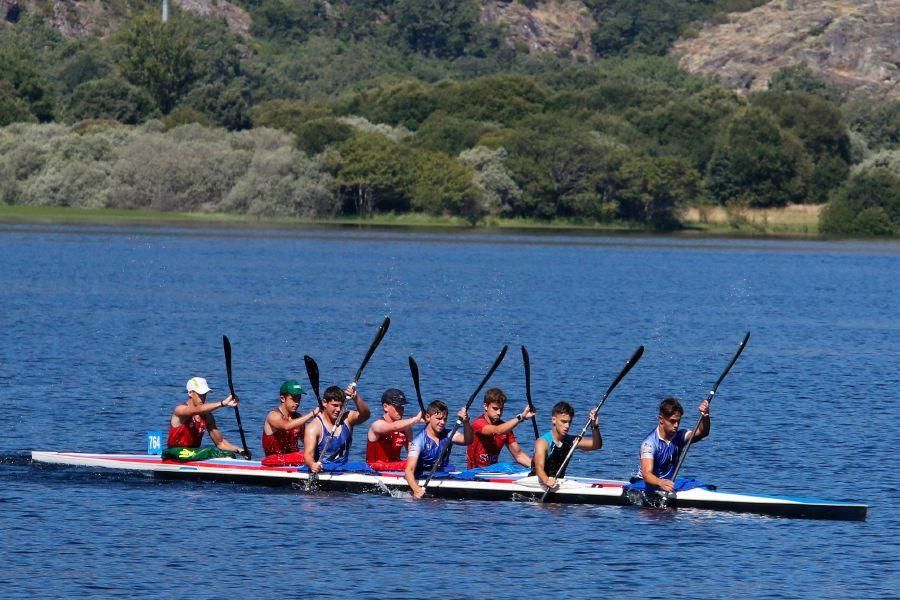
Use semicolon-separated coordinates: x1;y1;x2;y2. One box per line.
1;223;898;598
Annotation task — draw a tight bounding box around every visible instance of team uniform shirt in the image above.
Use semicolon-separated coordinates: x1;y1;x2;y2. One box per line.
366;427;409;464
261;417;304;456
466;414;517;469
408;429;451;478
167;404;207;448
530;430;577;479
314;415;352;464
637;427;690;481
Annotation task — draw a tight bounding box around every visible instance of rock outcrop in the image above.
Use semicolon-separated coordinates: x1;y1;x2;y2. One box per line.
671;0;900;100
481;0;596;62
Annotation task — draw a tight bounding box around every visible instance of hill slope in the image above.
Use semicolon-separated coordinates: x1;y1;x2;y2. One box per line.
671;0;899;100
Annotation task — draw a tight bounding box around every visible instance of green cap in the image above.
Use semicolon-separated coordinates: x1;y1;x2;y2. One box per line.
280;380;303;396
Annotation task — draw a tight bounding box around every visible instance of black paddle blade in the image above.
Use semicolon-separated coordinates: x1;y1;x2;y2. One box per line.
222;335;235;396
521;345;532;404
521;345;540;439
304;354;322;407
710;332;751;397
408;356;427;414
353;315;391;383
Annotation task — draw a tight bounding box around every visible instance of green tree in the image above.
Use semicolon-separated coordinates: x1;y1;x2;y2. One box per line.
618;155;701;229
328;131;417;214
387;0;480;58
113;14;202;113
409;151;484;223
412;111;491;155
0;80;37;126
706;107;810;207
66;76;158;124
819;168;900;236
753;91;850;201
0;47;55;122
768;63;842;102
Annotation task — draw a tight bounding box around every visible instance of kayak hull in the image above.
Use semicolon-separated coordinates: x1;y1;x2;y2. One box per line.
30;451;867;521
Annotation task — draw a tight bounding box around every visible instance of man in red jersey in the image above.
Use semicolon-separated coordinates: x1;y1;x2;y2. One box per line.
466;388;535;469
262;380;322;456
167;377;244;454
366;388;423;468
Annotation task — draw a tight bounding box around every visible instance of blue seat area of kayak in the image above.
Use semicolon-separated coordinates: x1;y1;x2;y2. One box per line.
292;461;377;474
454;462;528;481
624;477;710;492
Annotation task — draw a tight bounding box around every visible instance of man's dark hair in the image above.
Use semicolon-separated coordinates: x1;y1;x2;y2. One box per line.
426;399;449;416
551;401;574;417
659;397;684;417
483;388;506;406
323;385;345;404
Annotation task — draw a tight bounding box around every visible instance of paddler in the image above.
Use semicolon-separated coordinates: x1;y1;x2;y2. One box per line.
404;399;472;498
304;383;370;473
635;396;710;493
365;388;422;469
466;387;535;469
531;401;601;490
167;377;245;455
262;380;322;456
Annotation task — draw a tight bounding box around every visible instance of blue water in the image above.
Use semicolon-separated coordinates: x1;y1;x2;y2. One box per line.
1;224;898;598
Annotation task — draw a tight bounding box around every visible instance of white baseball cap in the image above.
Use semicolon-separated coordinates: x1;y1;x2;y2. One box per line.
186;377;211;395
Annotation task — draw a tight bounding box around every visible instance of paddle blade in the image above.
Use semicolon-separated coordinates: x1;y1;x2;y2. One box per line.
710;331;751;398
304;354;322;407
521;345;532;404
408;355;427;414
222;335;236;396
353;315;391;383
598;345;644;410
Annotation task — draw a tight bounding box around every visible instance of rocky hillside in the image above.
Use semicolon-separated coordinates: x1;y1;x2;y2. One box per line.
3;0;897;99
671;0;899;100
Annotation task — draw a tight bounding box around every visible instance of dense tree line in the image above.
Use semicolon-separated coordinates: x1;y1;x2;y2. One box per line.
1;3;898;234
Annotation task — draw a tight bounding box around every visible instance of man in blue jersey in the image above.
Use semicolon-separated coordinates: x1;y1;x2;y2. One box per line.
304;383;370;473
637;396;710;492
404;399;472;498
531;401;601;490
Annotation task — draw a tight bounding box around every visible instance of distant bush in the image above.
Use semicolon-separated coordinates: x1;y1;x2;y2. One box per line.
819;168;900;236
0;122;338;217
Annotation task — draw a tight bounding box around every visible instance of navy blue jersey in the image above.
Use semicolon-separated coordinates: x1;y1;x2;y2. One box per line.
315;415;352;464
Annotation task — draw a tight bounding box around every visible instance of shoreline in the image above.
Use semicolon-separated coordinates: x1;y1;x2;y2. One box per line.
0;203;874;240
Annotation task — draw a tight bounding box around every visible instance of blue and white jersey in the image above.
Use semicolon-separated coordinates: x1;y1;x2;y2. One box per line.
409;429;451;477
637;427;689;481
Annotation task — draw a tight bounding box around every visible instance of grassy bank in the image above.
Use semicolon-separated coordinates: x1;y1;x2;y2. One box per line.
0;204;825;237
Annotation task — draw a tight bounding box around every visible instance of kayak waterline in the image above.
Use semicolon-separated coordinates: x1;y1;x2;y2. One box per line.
30;451;868;521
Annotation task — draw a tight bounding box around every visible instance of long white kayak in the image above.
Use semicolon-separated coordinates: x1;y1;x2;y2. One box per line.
30;451;868;521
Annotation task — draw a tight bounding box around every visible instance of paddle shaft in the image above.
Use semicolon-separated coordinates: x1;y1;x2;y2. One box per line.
669;332;750;484
408;356;427;414
422;345;508;490
521;346;540;439
319;317;391;462
222;335;251;459
540;345;645;503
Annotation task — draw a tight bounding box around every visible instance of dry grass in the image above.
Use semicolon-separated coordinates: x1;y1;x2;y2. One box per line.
682;203;823;234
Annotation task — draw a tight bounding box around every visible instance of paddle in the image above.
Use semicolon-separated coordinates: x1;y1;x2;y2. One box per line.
667;331;751;490
520;345;540;440
303;354;323;410
222;335;251;460
421;345;509;491
408;356;427;415
318;316;391;462
540;345;645;503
